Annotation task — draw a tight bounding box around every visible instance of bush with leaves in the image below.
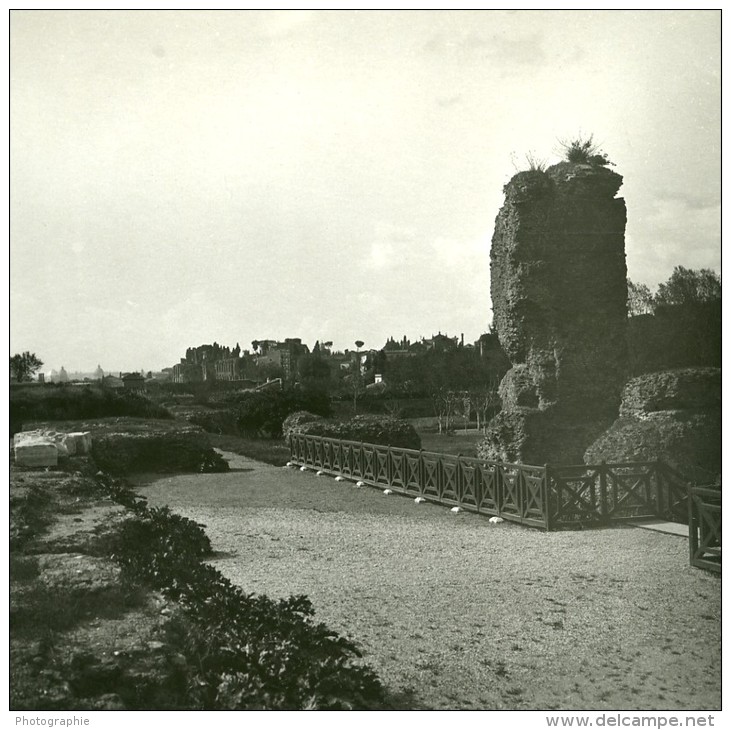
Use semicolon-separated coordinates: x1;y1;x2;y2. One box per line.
109;506;212;586
295;414;421;451
103;491;385;710
559;134;611;165
162;566;384;709
202;389;332;439
282;410;325;445
10;386;172;435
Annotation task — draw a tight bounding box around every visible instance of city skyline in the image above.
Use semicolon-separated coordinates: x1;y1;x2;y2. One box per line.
10;10;721;372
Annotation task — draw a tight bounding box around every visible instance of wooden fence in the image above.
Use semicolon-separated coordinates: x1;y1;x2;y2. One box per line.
289;434;690;531
689;485;722;573
546;461;689;527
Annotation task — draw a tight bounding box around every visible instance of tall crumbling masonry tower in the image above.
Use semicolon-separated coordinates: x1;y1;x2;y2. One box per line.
479;160;628;465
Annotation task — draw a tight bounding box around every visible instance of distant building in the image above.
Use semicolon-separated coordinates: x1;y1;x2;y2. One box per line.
254;338;309;378
172;360;203;383
122;372;146;391
422;333;460;352
214;357;242;381
101;374;124;389
172;342;248;383
382;336;416;362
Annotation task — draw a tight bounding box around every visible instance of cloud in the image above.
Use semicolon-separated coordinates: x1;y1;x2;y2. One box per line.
430;234;490;270
364;223;417;270
424;31;546;67
367;241;396;270
435;93;463;108
655;189;721;211
625;198;720;289
258;10;314;39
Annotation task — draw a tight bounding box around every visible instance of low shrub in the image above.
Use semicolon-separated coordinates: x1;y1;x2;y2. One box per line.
10;386;172;436
558;133;611;166
162;566;384;709
282;410;325;445
90;425;229;475
199;390;332;440
109;506;212;586
10;483;56;550
296;415;421;450
103;491;386;710
186;409;238;435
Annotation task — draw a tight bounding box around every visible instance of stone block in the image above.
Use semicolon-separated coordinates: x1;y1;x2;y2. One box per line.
15;440;59;467
68;432;93;455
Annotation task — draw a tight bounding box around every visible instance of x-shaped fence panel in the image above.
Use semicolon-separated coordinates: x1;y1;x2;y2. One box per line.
375;448;390;485
459;461;480;509
549;466;604;525
606;466;657;519
404;453;422;495
289;436;692;532
477;464;501;514
422;455;441;498
689;486;721;573
441;458;460;504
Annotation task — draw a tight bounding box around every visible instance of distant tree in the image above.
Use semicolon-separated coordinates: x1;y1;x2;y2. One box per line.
297;352;330;391
460;391;472;433
627;279;654;316
10;351;43;382
473;379;502;434
354;340;364;350
655;266;721;307
430;386;458;435
346;373;366;415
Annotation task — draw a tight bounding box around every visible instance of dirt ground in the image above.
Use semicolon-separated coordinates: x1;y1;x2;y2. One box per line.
135;451;722;711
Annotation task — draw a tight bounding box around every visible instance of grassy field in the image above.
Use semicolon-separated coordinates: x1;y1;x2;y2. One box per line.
207;433;291;466
204;425;485;464
418;430;484;457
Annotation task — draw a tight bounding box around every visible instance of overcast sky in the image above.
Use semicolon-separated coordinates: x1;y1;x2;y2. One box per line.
10;9;720;373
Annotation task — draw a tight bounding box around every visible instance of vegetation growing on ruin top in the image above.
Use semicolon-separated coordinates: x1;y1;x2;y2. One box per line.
557;134;613;166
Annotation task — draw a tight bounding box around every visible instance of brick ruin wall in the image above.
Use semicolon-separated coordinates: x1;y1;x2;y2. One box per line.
478;162;628;464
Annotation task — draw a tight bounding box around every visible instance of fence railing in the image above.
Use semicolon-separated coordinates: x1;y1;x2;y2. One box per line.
689;485;722;573
289;434;691;531
546;461;689;528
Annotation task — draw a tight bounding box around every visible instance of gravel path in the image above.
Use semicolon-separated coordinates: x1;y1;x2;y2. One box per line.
134;452;721;711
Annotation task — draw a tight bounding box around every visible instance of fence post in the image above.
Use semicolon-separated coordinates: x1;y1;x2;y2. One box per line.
437;454;443;500
457;453;463;506
599;460;608;523
688;482;697;566
655;460;665;519
495;462;503;517
419;449;425;497
387;444;392;487
544;463;552;531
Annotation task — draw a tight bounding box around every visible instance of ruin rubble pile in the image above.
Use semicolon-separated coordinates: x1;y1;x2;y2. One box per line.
584;367;721;483
479;161;628;464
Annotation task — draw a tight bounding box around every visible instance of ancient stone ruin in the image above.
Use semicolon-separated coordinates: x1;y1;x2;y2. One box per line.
478;161;628;465
585;367;721;483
